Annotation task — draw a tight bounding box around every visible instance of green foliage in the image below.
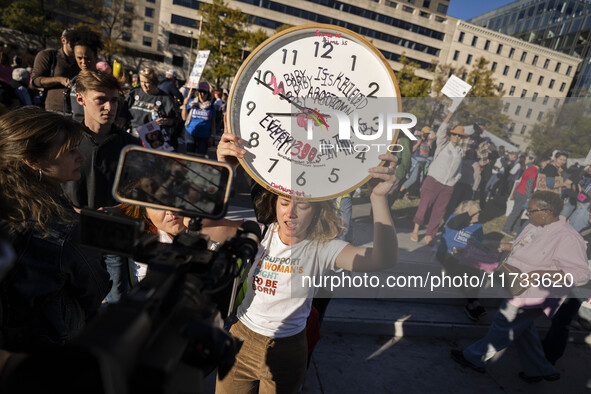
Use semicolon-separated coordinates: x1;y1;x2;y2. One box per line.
395;54;433;126
1;0;64;47
528;99;591;157
199;0;267;88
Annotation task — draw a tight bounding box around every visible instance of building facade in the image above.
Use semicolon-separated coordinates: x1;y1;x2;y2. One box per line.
469;0;591;97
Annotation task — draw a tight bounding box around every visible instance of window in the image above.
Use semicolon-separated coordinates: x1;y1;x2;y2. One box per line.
124;1;133;12
554;98;560;108
521;89;527;98
437;3;448;13
499;82;504;90
146;0;155;3
509;123;515;133
145;7;155;17
402;5;414;12
458;32;464;42
538;76;544;86
496;44;503;54
520;51;527;62
142;36;152;46
508;48;515;58
566;65;572;76
549;79;555;89
515;105;521;115
543;95;549;105
420;11;430;17
526;108;532;118
537;111;544;121
471;36;478;46
526;72;532;82
389;1;397;7
560;82;566;92
169;32;192;47
422;0;431;7
503;102;510;112
503;65;509;76
172;56;184;67
509;86;515;96
122;31;132;42
171;14;198;28
491;61;497;71
144;22;153;33
555;62;561;72
515;69;521;79
532;55;538;65
123;18;132;27
466;54;472;65
435;15;446;22
520;125;527;135
484;40;490;50
532;92;538;102
453;50;459;61
543;59;549;69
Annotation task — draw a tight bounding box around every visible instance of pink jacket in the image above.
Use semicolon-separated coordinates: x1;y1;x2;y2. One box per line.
508;217;590;316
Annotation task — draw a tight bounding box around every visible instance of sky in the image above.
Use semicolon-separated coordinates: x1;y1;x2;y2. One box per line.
446;0;519;21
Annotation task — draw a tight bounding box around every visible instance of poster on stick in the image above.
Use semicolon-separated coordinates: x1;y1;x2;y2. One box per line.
187;50;210;89
441;75;472;112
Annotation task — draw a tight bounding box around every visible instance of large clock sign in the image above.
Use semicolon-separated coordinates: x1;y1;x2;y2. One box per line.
227;24;402;201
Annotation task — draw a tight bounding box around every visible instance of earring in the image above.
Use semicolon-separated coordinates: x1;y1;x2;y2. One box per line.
38;169;42;181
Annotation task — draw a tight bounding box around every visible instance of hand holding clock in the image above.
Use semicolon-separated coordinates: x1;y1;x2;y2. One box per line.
217;132;246;170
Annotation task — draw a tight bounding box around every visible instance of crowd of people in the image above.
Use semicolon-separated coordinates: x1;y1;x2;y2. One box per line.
0;25;590;393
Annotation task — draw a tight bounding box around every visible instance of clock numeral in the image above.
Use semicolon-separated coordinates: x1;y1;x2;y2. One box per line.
281;49;298;65
350;55;357;71
355;151;367;163
246;101;256;116
291;142;317;162
367;82;380;98
268;158;279;173
313;42;333;59
328;168;340;183
248;132;260;148
255;70;274;85
308;147;317;162
296;172;306;186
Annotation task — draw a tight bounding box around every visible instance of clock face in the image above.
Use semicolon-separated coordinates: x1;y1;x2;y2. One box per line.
228;24;401;201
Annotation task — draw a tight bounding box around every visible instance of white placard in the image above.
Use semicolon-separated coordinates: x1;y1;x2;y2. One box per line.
441;75;472;112
188;50;210;89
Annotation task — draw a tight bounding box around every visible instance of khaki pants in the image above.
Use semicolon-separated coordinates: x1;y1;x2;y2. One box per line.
216;319;307;394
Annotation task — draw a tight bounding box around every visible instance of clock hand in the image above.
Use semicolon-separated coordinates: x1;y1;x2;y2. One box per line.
253;77;307;111
266;112;331;119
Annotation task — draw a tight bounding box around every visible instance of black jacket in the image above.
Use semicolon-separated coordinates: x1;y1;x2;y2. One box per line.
62;124;141;209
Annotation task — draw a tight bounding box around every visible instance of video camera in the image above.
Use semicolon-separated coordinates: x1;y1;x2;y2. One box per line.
4;147;261;394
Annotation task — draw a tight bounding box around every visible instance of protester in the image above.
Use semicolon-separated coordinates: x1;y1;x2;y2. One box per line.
502;154;551;237
536;151;570;194
561;165;591;232
182;82;216;155
158;69;183;104
410;111;468;245
436;200;485;321
452;191;590;382
9;68;32;106
0;107;111;351
399;126;434;201
121;67;178;140
31;28;80;113
62;70;140;303
214;133;398;393
68;30;103;121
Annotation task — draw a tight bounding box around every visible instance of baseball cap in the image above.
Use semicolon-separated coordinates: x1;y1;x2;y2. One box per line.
421;126;431;134
166;69;178;78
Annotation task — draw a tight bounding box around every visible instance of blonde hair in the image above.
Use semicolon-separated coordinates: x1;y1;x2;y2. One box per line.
139;67;159;85
454;200;480;216
254;190;343;241
76;69;121;94
0;107;83;234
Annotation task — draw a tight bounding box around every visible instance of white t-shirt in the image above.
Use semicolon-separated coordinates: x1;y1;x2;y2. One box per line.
237;223;348;338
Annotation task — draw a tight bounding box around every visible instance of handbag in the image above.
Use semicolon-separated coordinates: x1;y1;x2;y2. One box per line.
458;239;502;272
494;258;529;296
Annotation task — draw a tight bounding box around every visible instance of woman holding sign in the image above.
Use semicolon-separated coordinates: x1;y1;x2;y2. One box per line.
214;133;399;393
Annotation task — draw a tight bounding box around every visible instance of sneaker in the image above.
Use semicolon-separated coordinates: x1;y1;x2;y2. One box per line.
464;304;487;322
450;349;486;373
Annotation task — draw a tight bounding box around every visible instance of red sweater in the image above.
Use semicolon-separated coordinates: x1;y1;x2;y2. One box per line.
514;165;538;196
